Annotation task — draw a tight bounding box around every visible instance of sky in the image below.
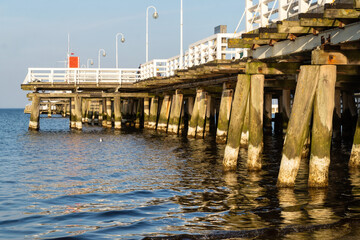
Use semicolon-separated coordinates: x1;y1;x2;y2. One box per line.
0;0;246;108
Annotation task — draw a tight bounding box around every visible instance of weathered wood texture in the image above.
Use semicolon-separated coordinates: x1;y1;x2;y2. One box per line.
248;74;264;171
308;65;336;187
223;75;251;170
277;66;320;187
29;95;40;130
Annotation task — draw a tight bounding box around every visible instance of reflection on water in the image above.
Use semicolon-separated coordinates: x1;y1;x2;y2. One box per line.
1;109;360;239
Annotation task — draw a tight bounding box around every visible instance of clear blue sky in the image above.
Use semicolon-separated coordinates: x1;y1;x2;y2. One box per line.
0;0;245;108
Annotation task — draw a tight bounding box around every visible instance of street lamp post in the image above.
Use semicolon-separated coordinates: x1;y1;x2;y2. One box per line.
146;6;159;62
180;0;183;69
116;33;125;68
87;59;94;68
98;49;106;68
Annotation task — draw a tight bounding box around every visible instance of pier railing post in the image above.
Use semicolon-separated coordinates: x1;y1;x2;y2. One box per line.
277;65;320;187
114;96;122;130
216;86;233;143
223;74;251;170
29;94;40;131
248;74;264;171
308;65;336;187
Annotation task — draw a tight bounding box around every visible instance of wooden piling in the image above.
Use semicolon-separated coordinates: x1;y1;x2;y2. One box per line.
333;89;341;140
216;88;233;143
282;90;291;134
135;99;143;128
240;96;250;148
81;99;86;123
188;91;201;138
106;97;112;128
277;66;320;187
70;98;76;129
144;98;150;128
205;94;212;135
168;91;184;134
264;93;272;133
350;113;360;168
223;74;251;170
196;91;208;138
74;95;82;130
308;65;336;187
248;74;264;171
29;95;40;131
157;95;172;132
148;97;159;130
114;96;122;130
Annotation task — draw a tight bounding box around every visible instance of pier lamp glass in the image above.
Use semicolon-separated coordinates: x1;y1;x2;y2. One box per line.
121;37;125;43
153;12;159;19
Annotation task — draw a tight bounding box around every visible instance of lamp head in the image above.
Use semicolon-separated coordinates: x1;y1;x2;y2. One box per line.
103;52;106;57
90;60;94;65
153;11;159;19
121;37;125;43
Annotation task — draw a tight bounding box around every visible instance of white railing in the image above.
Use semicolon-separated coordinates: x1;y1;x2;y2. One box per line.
245;0;333;32
23;68;140;85
140;33;244;79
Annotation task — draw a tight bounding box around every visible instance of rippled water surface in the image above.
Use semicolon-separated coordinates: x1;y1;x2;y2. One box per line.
1;109;360;239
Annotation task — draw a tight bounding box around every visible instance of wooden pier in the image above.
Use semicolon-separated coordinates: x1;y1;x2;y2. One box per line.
21;0;360;188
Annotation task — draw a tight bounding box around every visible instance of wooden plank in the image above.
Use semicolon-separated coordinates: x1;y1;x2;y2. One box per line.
277;21;314;34
324;9;360;19
356;0;360;9
259;32;289;40
300;18;344;27
228;38;269;48
246;62;301;75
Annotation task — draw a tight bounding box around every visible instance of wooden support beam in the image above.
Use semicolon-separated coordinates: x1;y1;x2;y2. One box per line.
277;21;315;34
277;66;320;187
312;49;360;65
300;18;344;28
223;74;251;170
324;9;360;19
114;96;122;130
168;91;184;135
259;32;290;40
157;95;172;132
308;65;336;187
29;95;40;131
216;88;233;143
228;38;270;48
246;62;300;75
356;0;360;9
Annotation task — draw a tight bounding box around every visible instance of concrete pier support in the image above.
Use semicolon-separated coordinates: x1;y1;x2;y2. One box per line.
114;96;122;130
70;98;76;129
106;98;112;128
308;65;336;187
216;88;233;143
240;97;250;148
223;74;251;170
168;91;184;134
248;74;264;171
144;98;150;128
29;95;40;130
148;97;159;130
264;93;272;133
277;66;320;187
74;95;82;130
188;91;201;138
157;95;172;132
